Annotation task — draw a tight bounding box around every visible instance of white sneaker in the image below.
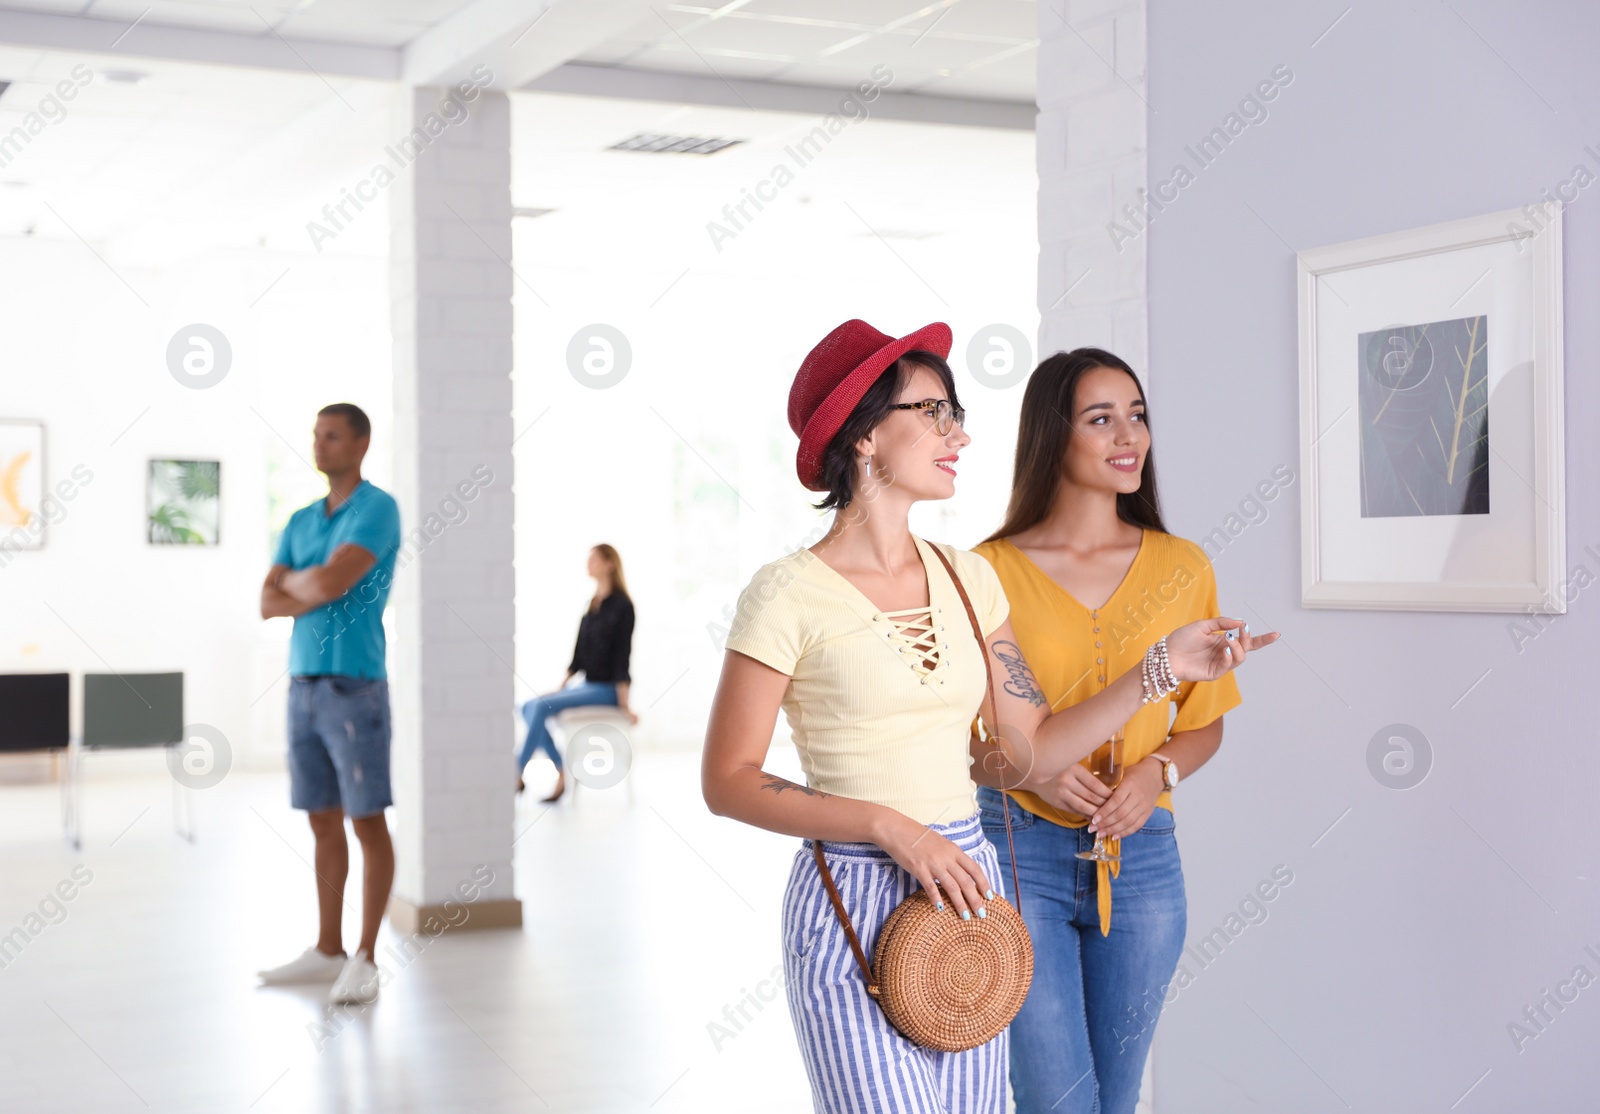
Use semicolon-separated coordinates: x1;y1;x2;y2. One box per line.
328;953;381;1005
257;946;347;985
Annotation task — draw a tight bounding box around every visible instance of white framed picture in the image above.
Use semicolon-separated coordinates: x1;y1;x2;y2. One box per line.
1297;206;1565;612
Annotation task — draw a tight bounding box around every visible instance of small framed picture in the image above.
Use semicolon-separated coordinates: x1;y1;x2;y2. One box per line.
147;459;221;545
0;419;46;550
1297;206;1565;612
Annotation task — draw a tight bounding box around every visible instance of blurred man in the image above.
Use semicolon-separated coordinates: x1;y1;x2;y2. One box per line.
256;403;401;1006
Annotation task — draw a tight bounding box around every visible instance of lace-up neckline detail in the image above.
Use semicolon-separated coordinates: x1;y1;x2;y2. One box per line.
803;535;953;687
881;605;941;674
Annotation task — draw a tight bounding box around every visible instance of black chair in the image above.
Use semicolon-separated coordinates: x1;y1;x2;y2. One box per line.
0;672;72;833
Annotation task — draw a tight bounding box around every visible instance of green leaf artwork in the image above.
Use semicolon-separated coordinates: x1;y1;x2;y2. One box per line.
1357;316;1490;518
148;459;221;544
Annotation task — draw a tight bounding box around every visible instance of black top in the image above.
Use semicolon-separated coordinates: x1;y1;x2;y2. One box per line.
569;591;634;684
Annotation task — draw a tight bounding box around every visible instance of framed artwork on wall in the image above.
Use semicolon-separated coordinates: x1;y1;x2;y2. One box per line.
147;459;221;545
1297;206;1565;612
0;419;45;549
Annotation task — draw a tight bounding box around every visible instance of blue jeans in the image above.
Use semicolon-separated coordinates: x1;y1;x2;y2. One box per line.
977;787;1187;1114
516;682;617;774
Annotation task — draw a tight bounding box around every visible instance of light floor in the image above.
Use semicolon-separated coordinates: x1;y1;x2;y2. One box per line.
0;750;818;1114
0;752;1163;1114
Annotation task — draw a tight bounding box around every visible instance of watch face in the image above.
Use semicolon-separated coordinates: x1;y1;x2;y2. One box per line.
1163;763;1178;788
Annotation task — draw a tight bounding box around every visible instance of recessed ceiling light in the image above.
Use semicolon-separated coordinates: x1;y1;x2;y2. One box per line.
513;207;555;219
857;228;940;241
608;133;742;155
100;69;149;84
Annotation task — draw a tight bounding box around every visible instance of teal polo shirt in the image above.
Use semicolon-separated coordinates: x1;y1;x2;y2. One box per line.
274;480;402;680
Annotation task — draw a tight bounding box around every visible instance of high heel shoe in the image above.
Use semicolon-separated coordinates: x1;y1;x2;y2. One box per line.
541;770;566;804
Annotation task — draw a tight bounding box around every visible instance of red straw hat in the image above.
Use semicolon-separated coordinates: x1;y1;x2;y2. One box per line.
788;319;952;491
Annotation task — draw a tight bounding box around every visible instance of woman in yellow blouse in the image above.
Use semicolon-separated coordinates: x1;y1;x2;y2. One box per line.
971;347;1242;1114
701;320;1275;1114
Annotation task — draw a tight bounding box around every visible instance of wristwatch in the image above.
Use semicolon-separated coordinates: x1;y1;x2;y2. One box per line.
1150;752;1180;791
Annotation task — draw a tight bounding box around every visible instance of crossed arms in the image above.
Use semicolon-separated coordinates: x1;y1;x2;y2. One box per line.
260;544;378;620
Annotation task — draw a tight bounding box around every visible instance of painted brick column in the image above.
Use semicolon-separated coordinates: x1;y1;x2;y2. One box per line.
1036;0;1149;378
388;85;520;932
1037;9;1156;1109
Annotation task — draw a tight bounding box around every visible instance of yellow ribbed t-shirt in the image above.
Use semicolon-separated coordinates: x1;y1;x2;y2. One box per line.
724;535;1010;825
971;530;1240;828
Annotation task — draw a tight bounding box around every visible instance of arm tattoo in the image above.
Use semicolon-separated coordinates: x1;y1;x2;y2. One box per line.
758;772;829;799
992;640;1048;708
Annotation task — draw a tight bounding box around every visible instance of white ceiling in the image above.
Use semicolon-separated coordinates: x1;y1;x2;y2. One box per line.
0;0;1038;100
0;45;392;247
510;89;1037;276
0;44;1036;254
0;1;1040;254
0;0;480;48
573;1;1037;102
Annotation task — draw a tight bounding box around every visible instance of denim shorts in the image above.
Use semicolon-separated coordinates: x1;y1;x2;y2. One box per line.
288;675;392;819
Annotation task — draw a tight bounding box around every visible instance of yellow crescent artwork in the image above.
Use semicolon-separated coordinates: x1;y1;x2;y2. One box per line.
0;449;34;527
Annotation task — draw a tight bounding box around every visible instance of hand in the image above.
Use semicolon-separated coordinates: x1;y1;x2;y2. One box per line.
1026;763;1112;819
873;810;993;921
620;707;639;726
1090;757;1163;839
1165;617;1280;683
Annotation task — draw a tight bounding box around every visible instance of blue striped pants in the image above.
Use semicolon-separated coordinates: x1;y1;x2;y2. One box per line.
782;812;1009;1114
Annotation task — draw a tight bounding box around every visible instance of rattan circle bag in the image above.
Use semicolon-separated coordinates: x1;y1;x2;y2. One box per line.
810;540;1033;1053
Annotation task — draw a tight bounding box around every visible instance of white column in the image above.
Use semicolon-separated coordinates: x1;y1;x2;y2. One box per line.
1036;9;1157;1109
1036;0;1149;377
388;85;520;931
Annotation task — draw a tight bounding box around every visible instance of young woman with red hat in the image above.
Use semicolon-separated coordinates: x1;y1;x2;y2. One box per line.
701;320;1275;1113
969;349;1255;1114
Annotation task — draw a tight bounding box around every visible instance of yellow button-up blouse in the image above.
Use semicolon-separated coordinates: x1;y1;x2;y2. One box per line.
971;530;1241;932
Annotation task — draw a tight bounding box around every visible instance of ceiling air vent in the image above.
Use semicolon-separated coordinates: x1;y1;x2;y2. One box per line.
608;133;742;156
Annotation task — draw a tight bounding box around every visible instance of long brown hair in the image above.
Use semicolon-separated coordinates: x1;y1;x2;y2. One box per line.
590;543;629;610
982;348;1168;543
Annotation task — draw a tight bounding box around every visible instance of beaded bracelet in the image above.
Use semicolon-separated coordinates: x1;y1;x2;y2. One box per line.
1140;637;1181;705
1141;647;1170;705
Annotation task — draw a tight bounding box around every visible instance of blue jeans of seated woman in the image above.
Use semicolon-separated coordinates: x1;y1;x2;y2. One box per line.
516;682;617;774
977;786;1187;1114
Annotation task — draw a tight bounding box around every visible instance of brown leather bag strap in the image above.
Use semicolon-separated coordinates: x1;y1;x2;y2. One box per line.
923;539;1023;915
811;841;879;995
809;539;1027;990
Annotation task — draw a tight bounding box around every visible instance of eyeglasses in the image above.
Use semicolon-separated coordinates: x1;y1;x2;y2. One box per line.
890;398;966;436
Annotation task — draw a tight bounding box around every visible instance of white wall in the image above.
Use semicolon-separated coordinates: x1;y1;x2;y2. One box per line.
1144;2;1598;1110
0;236;390;770
0;53;403;774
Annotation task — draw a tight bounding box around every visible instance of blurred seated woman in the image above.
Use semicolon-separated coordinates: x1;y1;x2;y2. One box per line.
516;543;636;802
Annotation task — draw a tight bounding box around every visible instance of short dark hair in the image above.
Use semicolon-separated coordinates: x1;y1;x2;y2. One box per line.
813;350;960;512
317;403;371;440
